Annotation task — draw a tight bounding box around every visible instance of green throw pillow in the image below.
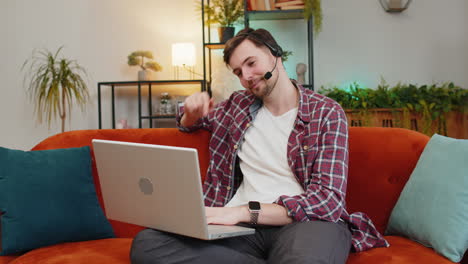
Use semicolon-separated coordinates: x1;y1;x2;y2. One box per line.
386;134;468;262
0;146;114;255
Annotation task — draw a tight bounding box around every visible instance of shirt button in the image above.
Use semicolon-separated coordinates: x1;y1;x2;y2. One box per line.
227;186;231;191
229;165;233;170
303;145;308;150
233;144;238;150
246;123;251;128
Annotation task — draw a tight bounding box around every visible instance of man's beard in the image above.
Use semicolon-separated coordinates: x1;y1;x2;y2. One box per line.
251;75;277;100
255;83;273;99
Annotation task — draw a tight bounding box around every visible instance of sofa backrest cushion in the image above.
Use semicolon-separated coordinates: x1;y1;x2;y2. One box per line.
386;134;468;262
32;127;428;237
346;127;429;234
0;146;115;255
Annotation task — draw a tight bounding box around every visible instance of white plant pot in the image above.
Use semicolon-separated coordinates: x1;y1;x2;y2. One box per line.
138;70;152;81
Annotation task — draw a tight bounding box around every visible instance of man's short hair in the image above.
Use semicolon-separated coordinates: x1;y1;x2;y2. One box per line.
223;28;282;66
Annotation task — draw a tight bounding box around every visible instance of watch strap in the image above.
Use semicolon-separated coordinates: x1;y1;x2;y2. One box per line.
250;211;259;225
248;201;261;225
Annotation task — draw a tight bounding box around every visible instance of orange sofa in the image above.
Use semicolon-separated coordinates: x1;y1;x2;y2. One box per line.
1;127;466;264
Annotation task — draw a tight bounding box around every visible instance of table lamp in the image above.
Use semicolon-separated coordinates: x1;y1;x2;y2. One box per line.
172;43;196;79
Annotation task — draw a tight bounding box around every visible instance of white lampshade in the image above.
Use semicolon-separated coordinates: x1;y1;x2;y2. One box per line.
172;43;196;66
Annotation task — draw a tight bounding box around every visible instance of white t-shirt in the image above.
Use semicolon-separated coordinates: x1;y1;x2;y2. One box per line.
225;105;304;207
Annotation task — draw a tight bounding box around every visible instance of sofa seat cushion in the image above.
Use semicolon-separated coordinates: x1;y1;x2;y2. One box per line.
9;238;131;264
7;236;455;264
0;256;18;264
347;236;455;263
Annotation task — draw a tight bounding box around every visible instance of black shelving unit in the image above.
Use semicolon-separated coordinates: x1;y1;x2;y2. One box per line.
97;80;205;129
201;0;216;95
201;0;314;91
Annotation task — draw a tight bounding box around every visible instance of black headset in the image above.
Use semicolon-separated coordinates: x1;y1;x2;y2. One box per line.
263;41;283;58
238;32;284;58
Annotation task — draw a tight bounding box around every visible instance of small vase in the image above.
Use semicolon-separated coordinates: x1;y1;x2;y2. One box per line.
165;101;174;114
138;70;152;81
159;103;167;114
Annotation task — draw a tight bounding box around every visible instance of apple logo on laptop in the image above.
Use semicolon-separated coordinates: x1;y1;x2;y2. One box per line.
138;178;153;195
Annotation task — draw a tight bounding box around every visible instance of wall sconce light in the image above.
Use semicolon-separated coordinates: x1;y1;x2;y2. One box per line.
172;43;196;80
379;0;412;13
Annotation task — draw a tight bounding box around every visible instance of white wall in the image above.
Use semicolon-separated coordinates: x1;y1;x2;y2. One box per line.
1;0;467;150
315;0;468;90
252;0;468;89
1;0;204;150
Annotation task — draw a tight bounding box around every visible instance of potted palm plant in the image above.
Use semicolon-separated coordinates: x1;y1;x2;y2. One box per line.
22;47;90;133
201;0;244;43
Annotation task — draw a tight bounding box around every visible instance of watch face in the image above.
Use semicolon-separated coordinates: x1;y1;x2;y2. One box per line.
248;201;261;210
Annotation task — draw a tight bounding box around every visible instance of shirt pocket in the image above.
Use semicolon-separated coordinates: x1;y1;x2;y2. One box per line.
296;137;318;181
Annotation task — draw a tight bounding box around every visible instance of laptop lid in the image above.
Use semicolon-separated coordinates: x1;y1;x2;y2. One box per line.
92;139;209;239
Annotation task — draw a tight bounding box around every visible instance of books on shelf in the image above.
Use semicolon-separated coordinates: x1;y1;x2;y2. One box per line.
267;0;276;10
274;0;304;6
248;0;305;11
248;0;279;11
275;0;305;10
279;4;304;10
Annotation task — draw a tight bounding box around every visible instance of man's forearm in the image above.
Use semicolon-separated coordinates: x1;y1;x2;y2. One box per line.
179;113;199;128
205;204;294;226
180;114;190;127
240;203;293;226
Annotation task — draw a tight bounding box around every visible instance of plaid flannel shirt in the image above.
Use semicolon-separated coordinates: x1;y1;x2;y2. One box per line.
177;83;389;252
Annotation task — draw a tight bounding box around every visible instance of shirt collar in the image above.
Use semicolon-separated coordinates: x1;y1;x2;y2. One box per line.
246;79;312;123
292;80;311;123
248;96;262;119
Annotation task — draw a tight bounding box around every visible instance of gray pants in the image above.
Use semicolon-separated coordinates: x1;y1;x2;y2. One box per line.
130;220;352;264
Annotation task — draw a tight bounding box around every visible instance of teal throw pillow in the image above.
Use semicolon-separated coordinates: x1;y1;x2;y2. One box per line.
386;134;468;262
0;146;114;255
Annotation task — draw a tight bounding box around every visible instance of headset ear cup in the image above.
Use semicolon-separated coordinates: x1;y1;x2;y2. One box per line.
271;45;283;57
264;41;282;57
276;46;283;57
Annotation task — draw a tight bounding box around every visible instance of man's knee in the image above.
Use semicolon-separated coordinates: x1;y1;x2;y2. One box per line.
130;228;263;264
270;221;351;264
130;229;173;264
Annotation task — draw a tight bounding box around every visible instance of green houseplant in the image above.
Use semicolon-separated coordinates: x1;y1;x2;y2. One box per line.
22;47;89;133
200;0;244;43
127;50;163;81
304;0;323;35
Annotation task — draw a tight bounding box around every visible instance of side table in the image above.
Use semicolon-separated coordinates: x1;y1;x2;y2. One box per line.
97;80;205;129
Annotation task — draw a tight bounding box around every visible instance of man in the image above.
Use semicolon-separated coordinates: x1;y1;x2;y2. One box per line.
130;28;388;264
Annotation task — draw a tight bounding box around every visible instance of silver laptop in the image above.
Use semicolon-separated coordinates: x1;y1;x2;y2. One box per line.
92;139;255;240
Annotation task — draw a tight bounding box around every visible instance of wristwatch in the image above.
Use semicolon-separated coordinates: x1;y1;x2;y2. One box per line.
248;201;261;225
